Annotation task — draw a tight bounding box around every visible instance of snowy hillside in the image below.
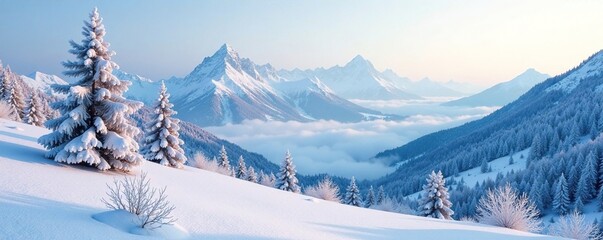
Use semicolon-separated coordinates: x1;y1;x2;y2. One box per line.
443;68;550;107
0;120;558;239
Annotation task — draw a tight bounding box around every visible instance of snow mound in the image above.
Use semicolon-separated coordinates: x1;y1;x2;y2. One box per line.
92;210;189;239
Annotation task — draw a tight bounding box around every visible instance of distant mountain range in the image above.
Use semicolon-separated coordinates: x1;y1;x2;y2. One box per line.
20;44;541;126
443;68;550;107
119;44;402;126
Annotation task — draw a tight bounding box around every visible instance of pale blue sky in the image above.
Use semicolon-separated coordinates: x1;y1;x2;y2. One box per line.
1;0;602;85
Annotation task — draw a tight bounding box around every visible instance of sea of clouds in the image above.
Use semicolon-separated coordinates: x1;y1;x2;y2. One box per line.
206;99;497;180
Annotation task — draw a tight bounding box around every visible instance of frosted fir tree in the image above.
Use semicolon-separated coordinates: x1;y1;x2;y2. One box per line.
418;171;454;220
236;155;247;179
246;166;258;183
480;159;489;173
218;145;230;171
275;150;300;193
24;93;46;126
141;82;186;168
344;176;363;207
0;66;14;100
377;185;386;204
365;185;376;208
574;196;584;214
38;8;143;171
6;82;25;121
553;174;570;215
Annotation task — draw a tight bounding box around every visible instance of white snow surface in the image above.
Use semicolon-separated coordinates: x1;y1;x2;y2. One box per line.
0;120;559;239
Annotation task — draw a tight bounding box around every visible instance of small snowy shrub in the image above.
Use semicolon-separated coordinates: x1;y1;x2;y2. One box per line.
102;172;176;229
305;177;341;203
548;211;602;240
192;152;231;176
476;184;541;233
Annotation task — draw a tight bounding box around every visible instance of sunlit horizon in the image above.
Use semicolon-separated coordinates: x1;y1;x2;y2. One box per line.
1;0;602;86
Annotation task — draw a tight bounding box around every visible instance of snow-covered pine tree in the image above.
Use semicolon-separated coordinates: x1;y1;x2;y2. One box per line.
275;150;300;193
246;166;257;183
0;66;14;100
418;171;454;220
480;159;489;173
344;176;363;207
141;82;186;168
38;8;143;171
377;185;386;204
24;93;46;126
6;81;25;121
365;185;376;208
574;196;584;214
218;145;230;171
553;174;570;215
236;155;247;179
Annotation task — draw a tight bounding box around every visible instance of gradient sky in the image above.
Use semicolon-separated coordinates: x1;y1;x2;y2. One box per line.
1;0;602;86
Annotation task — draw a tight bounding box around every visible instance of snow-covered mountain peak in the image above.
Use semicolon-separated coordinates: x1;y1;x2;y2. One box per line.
507;68;550;88
275;77;334;96
185;44;245;81
344;54;374;69
20;71;68;95
547;50;603;93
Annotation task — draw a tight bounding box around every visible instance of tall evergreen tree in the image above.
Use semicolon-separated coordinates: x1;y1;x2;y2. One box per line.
574;196;584;214
275;150;300;193
236;155;247;179
38;8;143;171
344;176;363;207
141;82;186;168
365;185;376;208
246;166;258;183
218;145;230;171
418;171;454;220
6;82;25;121
553;174;570;215
377;185;386;204
24;93;46;126
480;159;489;173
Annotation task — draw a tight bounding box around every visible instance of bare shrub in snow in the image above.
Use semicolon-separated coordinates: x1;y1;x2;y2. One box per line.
548;211;602;240
0;101;15;120
304;177;341;203
102;172;176;229
476;184;541;233
192;152;230;176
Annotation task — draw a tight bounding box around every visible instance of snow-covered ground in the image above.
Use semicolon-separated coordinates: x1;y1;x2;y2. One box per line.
0;120;559;239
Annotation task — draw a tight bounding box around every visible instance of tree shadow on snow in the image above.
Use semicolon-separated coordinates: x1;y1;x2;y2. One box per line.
311;222;551;240
0;130;39;142
0;138;60;166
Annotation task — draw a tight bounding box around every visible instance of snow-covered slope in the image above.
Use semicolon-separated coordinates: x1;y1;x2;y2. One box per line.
547;50;603;93
0;120;558;239
279;56;422;100
20;71;68;95
443;69;550;107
